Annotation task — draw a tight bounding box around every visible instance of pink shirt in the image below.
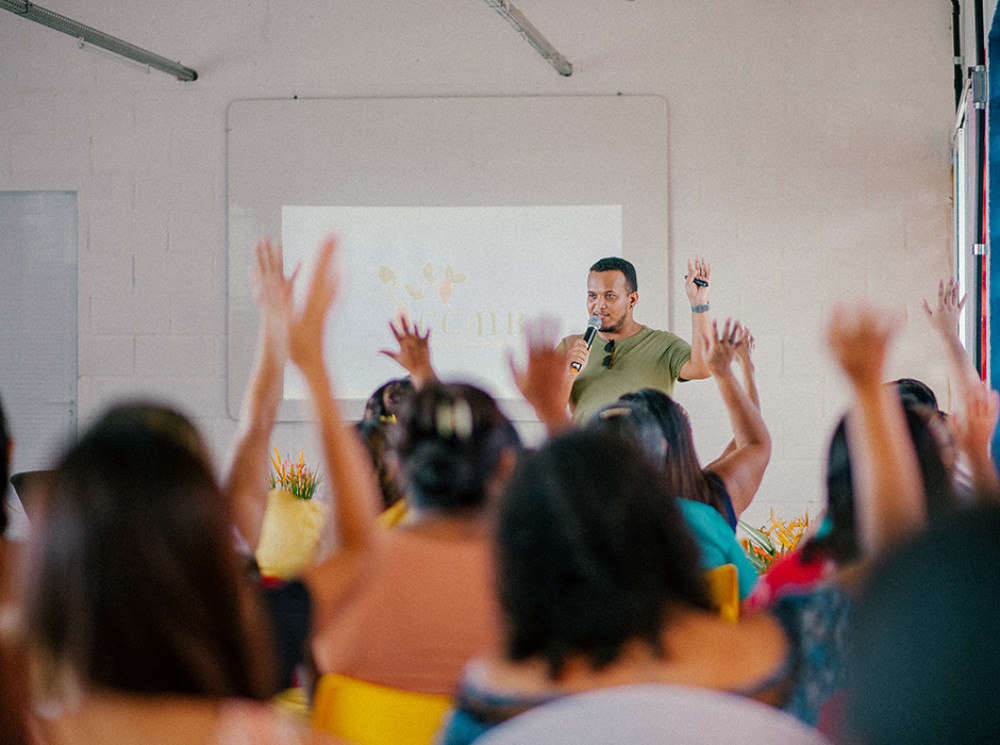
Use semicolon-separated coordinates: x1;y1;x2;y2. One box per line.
312;529;500;695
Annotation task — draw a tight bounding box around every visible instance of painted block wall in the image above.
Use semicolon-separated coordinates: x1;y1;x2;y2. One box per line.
0;1;955;531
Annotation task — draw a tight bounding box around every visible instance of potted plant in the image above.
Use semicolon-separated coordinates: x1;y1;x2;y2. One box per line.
255;448;329;581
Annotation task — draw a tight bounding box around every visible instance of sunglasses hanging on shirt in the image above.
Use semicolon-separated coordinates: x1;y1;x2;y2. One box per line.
602;339;616;368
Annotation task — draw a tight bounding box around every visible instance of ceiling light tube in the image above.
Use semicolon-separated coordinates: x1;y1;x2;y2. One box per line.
483;0;573;77
1;0;197;81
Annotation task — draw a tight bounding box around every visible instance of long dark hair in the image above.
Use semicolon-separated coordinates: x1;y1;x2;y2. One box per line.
618;389;732;522
24;402;278;701
395;383;519;512
803;403;956;565
496;429;711;679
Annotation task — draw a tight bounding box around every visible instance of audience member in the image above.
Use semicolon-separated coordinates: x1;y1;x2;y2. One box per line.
745;402;954;612
922;276;1000;500
844;504;1000;745
355;377;414;511
438;428;799;745
310;379;520;694
230;237;519;697
590;399;758;600
586;321;762;600
22;402;329;744
621;318;770;525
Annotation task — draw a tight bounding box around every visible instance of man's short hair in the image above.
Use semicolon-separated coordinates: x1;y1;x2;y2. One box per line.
589;257;637;294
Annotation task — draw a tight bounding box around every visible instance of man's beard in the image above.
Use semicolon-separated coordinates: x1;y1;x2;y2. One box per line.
600;315;624;334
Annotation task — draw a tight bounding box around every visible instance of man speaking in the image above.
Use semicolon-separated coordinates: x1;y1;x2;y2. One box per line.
558;256;713;421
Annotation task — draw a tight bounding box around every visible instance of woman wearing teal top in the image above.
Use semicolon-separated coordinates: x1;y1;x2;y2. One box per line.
590;399;758;600
620;319;770;530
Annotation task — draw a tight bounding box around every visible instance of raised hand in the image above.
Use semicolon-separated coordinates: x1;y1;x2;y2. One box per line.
289;237;339;370
952;381;1000;457
923;276;980;408
923;277;966;338
685;255;712;305
251;237;298;361
702;317;746;378
379;316;437;388
733;326;755;372
826;304;901;390
508;317;573;433
950;380;1000;501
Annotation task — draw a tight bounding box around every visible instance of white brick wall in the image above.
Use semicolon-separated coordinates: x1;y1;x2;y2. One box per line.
0;1;958;525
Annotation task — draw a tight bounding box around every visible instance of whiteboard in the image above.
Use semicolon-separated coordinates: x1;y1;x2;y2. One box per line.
227;96;669;420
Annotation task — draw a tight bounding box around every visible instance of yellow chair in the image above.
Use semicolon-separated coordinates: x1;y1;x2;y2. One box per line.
703;563;739;623
311;673;452;745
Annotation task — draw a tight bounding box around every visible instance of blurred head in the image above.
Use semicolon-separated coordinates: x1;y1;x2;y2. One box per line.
617;389;730;521
892;378;939;413
395;383;520;513
362;378;416;424
496;429;711;680
805;403;955;565
846;505;1000;745
355;419;406;509
588;399;667;468
24;401;276;702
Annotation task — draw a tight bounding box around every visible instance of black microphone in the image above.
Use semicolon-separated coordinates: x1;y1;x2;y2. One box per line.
570;316;602;372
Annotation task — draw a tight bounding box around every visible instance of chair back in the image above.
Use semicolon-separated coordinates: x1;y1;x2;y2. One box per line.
703;563;739;623
311;673;452;745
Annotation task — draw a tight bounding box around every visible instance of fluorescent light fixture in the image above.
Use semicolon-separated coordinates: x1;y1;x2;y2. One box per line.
483;0;573;77
1;0;197;81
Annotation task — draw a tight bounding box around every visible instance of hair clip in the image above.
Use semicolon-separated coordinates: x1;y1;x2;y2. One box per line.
598;406;635;420
435;399;473;440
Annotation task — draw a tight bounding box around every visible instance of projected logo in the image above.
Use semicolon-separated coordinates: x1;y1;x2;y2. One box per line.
379;263;467;306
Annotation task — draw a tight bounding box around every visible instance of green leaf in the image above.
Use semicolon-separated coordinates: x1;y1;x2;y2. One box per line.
405;283;424;300
738;520;774;552
379;265;396;283
423;263;435;283
745;551;767;573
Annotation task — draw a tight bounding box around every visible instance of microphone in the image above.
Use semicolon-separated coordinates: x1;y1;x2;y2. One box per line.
570;316;602;372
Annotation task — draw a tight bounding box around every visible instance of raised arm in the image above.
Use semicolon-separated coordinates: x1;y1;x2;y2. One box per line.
827;304;924;556
379;317;439;389
701;319;771;516
509;318;574;435
225;238;296;548
923;277;980;398
950;380;1000;502
922;277;1000;499
718;328;760;459
291;239;383;620
678;256;713;381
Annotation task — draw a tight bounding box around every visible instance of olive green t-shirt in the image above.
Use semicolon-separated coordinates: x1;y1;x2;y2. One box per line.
559;326;692;423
